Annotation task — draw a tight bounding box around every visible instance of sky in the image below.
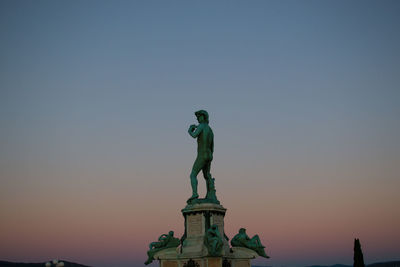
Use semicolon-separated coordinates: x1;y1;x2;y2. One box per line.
1;1;399;267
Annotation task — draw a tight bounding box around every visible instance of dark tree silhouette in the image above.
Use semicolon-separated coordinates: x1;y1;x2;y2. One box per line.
354;238;365;267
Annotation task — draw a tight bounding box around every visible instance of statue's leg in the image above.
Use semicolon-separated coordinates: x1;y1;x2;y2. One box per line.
212;240;217;254
251;235;269;258
252;235;264;247
189;158;202;200
203;161;217;200
203;161;212;191
145;250;155;265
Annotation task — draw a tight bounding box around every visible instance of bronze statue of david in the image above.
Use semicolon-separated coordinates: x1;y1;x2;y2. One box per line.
187;110;218;204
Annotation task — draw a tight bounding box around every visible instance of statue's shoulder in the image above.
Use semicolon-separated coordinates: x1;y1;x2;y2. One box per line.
204;123;213;132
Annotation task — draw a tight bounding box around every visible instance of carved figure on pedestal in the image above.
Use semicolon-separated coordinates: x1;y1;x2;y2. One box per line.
231;228;270;258
187;110;218;204
204;224;223;256
145;231;180;265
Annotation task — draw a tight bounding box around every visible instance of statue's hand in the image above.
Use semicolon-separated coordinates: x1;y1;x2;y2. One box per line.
189;124;197;131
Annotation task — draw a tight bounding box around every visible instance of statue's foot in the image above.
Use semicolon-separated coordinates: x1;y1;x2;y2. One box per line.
206;191;217;199
189;193;199;200
258;249;270;258
187;193;199;204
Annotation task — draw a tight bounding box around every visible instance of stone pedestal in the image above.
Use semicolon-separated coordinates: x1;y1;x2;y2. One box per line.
181;203;229;257
152;202;259;267
154;247;256;267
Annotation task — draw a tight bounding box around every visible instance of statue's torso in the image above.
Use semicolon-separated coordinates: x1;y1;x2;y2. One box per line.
197;124;213;161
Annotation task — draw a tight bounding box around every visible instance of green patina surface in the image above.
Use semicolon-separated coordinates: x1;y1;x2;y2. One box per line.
204;224;223;256
187;110;219;205
145;231;180;265
231;228;270;258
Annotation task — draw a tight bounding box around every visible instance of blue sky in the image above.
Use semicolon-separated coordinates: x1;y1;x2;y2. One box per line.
1;1;399;266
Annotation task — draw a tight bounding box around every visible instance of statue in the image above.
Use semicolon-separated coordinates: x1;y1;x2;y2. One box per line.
187;110;218;204
204;224;223;256
231;228;270;258
145;231;180;265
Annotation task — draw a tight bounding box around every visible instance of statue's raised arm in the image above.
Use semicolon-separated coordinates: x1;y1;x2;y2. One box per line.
188;123;205;138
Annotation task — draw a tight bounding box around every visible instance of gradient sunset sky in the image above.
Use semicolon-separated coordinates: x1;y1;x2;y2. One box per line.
1;1;399;267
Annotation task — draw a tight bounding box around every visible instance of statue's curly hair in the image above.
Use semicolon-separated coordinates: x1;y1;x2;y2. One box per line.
195;110;209;123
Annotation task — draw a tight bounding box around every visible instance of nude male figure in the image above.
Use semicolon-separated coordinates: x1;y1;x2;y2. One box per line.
187;110;214;202
231;228;270;258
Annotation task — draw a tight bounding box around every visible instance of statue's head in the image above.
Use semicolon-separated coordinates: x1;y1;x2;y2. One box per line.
195;110;209;124
168;231;174;236
239;228;246;234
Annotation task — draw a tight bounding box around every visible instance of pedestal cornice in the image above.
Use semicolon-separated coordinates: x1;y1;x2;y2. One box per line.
182;202;227;216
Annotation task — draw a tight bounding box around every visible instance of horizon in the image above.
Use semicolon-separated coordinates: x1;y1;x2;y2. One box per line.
1;1;399;267
2;258;400;267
